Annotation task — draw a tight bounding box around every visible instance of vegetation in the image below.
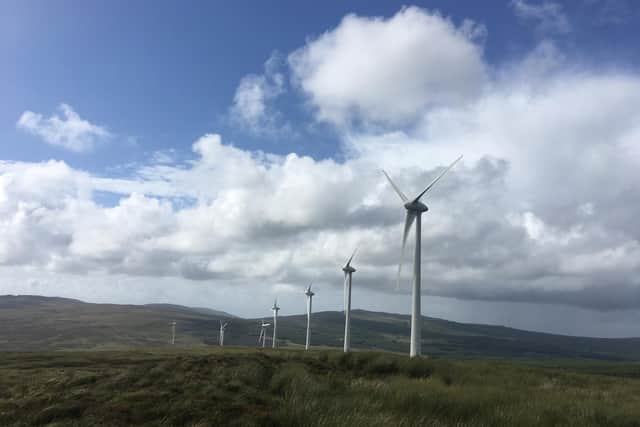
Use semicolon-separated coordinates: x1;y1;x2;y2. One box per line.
1;349;640;426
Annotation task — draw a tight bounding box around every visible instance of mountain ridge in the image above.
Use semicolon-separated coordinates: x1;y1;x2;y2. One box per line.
1;295;639;360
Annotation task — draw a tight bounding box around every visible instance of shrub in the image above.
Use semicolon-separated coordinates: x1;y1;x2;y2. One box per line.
363;356;399;376
401;358;434;378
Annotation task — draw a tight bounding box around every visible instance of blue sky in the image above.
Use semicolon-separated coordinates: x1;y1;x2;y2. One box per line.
2;1;640;337
3;0;638;170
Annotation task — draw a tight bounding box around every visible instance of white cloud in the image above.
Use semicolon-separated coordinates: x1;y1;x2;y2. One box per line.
3;101;640;313
230;53;287;134
511;0;571;35
17;104;111;152
288;6;486;126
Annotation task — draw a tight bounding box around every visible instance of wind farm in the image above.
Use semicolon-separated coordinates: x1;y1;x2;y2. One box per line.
1;153;638;427
2;295;640;426
3;1;640;425
0;157;638;426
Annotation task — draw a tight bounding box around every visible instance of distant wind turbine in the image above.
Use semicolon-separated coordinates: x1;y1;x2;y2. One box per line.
258;320;271;348
305;283;315;351
170;320;176;345
342;248;357;353
383;155;462;357
272;298;280;349
219;320;229;347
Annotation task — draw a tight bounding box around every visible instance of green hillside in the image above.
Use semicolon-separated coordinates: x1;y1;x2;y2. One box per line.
1;295;639;360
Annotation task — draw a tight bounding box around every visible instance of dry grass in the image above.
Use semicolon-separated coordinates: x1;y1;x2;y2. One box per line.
0;349;639;426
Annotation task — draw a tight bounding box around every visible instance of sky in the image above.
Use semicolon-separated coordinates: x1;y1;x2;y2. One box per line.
2;0;640;337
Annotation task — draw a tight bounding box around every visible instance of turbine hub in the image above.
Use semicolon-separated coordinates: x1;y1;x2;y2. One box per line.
342;266;356;273
404;200;428;212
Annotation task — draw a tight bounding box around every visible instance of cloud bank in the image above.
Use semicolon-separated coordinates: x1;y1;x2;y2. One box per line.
4;7;640;315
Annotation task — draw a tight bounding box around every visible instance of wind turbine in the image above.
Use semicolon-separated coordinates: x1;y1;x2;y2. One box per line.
305;283;315;351
219;320;229;347
272;298;280;349
342;248;357;353
170;321;176;345
383;156;462;357
258;319;271;348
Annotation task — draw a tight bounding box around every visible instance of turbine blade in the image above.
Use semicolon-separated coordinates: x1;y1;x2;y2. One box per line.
412;155;463;202
398;211;416;290
402;212;416;254
382;170;408;203
345;246;358;268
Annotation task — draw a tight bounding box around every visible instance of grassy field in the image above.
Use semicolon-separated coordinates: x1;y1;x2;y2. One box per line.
1;349;640;426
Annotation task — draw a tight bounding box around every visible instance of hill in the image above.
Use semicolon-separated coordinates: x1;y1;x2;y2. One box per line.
1;295;639;360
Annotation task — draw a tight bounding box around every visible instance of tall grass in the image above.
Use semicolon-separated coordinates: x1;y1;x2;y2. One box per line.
0;350;639;426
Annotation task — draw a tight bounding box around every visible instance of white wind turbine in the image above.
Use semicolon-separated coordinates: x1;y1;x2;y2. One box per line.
342;248;357;353
258;319;271;348
170;320;176;345
305;283;314;351
219;320;229;347
272;298;280;349
383;156;462;357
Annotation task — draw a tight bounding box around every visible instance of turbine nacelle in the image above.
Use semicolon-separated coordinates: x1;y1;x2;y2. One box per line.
305;284;315;297
404;200;428;213
343;246;358;273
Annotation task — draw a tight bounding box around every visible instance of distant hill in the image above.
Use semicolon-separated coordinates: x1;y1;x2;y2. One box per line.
1;295;639;360
143;303;236;318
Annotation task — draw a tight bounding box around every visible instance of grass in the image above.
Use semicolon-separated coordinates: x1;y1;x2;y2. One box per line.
1;348;640;426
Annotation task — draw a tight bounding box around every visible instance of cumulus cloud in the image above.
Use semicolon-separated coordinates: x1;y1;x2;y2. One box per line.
511;0;571;35
288;6;486;126
3;112;640;312
17;104;111;152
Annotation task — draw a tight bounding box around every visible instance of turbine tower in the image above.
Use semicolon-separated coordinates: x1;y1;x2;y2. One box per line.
383;156;462;357
271;298;280;349
219;320;228;347
258;319;271;348
342;248;357;353
305;283;315;351
170;321;176;345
